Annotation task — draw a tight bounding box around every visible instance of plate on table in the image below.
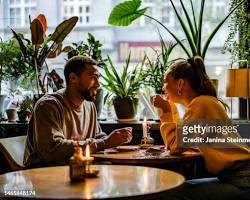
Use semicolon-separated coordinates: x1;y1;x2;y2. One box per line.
115;145;140;152
116;118;137;122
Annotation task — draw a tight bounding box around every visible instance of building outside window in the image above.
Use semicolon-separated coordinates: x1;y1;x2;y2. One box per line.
8;0;36;27
63;0;91;25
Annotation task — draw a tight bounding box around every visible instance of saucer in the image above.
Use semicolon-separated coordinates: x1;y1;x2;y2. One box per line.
115;145;140;152
116;118;137;122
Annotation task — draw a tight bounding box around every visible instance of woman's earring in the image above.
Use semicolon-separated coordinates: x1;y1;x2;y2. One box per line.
178;90;182;96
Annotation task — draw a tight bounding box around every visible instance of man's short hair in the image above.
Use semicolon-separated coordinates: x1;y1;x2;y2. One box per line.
64;55;97;85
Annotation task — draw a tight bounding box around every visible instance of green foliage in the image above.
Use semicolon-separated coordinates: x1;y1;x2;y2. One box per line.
19;70;37;91
17;96;33;121
108;0;147;26
66;33;106;66
101;53;145;102
0;38;33;93
143;34;178;93
11;14;78;94
18;96;33;113
108;0;244;59
223;0;250;64
2;39;33;80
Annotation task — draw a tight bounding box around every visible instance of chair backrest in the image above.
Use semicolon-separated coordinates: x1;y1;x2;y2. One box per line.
0;136;26;171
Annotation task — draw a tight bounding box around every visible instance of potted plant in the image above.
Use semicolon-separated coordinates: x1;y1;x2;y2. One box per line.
101;53;145;120
65;33;106;117
143;33;178;94
0;37;33;118
223;0;250;63
17;96;33;122
108;0;244;59
12;14;78;95
223;0;250;119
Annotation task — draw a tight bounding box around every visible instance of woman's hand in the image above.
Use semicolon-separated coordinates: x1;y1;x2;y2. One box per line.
150;94;171;113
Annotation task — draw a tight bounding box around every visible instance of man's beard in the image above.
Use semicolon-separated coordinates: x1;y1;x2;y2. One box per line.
80;89;95;102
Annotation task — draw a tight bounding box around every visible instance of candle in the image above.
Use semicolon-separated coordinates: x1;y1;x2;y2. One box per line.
69;147;86;182
85;144;94;173
142;117;147;138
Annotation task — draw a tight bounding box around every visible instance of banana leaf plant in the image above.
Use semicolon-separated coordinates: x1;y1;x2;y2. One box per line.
108;0;245;59
11;14;78;94
101;53;145;104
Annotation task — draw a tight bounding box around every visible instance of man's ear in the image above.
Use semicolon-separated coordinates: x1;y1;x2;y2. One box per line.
69;72;78;83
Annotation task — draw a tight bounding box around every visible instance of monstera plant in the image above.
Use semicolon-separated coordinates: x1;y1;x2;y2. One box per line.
108;0;244;59
12;14;78;94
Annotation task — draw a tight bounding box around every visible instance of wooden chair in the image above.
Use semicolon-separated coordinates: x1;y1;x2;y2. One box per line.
0;136;26;171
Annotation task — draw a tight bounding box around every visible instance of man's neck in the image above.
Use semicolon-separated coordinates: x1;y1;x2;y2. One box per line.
65;88;84;108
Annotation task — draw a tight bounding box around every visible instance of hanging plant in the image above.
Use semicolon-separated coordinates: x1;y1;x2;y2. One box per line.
223;0;250;64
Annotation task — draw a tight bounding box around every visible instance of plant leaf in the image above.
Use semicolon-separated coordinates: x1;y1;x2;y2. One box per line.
49;16;78;43
47;43;63;58
179;0;196;40
196;0;205;56
169;0;196;56
30;18;44;45
144;14;192;58
202;0;245;58
190;0;198;39
36;14;47;33
108;0;147;26
10;28;27;57
62;46;73;52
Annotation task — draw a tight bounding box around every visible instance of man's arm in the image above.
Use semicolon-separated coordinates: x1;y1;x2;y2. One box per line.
34;100;75;164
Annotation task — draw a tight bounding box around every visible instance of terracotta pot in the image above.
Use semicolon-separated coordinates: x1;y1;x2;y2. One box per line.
6;108;18;122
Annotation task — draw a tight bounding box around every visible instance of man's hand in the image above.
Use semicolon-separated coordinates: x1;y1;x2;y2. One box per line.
104;127;133;148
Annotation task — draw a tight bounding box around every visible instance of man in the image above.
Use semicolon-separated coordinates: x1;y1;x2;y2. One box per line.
24;56;132;167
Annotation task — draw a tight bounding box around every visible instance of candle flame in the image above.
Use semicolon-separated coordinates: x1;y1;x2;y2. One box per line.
86;144;90;158
144;117;147;122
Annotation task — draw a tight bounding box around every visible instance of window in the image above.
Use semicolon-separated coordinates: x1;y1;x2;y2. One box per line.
215;5;225;19
79;6;82;13
9;7;21;26
162;6;171;24
86;5;89;13
9;0;21;4
24;6;35;25
63;0;91;25
70;6;74;14
140;0;156;26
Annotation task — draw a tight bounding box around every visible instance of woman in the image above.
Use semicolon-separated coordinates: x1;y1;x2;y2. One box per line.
151;56;250;199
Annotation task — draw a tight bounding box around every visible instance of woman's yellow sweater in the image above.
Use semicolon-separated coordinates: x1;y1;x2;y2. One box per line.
159;95;250;175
